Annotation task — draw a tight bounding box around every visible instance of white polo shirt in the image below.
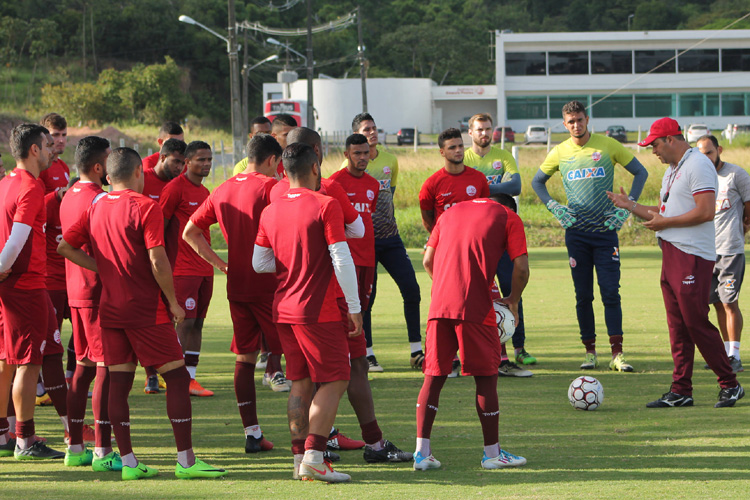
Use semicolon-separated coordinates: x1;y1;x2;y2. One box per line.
656;147;718;261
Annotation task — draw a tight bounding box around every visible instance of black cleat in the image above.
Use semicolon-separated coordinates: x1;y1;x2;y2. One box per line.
363;440;412;463
410;351;425;370
14;440;65;460
0;438;16;458
715;384;744;408
244;434;273;453
323;449;340;462
646;391;694;408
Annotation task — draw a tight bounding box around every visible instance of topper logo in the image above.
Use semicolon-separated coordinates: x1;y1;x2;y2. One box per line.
566;167;606;181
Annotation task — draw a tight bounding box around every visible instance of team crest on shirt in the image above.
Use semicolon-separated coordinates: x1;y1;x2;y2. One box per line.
726;279;736;290
54;329;61;344
592;152;602;161
569;257;577;268
383;166;391;175
466;185;477;196
185;298;196;310
492;161;504;171
56;234;63;244
367;189;375;201
566;167;606;181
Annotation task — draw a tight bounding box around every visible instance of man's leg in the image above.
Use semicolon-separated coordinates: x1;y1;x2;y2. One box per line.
0;362;16;450
565;230;597;365
65;359;96;456
714;254;744;369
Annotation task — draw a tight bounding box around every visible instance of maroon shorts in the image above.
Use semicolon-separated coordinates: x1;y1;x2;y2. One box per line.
42;291;64;356
0;288;48;365
70;306;104;363
101;323;184;368
174;275;214;320
338;297;366;359
423;318;501;377
277;322;350;383
47;288;70;329
229;299;282;355
356;266;376;311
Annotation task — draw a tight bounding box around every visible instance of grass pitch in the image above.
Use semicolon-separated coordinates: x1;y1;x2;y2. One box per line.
3;247;749;499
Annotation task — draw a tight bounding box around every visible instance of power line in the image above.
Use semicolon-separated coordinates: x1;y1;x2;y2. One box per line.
237;11;356;37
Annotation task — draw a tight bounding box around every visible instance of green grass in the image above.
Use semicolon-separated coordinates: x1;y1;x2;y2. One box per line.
5;247;749;498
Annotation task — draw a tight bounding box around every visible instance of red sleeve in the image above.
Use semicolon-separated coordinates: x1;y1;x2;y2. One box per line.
426;216;442;248
139;199;166;249
159;180;180;220
190;194;218;230
325;179;359;225
14;181;45;226
255;208;271;248
419;176;435;212
505;211;528;260
63;209;91;250
263;177;278;204
321;198;347;245
480;177;490;197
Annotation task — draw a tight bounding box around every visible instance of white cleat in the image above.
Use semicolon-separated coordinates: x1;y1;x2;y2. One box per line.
292;454;303;480
298;460;351;483
481;449;527;469
413;451;441;471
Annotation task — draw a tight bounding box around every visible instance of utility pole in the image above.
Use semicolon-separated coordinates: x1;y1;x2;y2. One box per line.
357;6;368;112
242;28;249;139
228;0;244;164
306;0;315;129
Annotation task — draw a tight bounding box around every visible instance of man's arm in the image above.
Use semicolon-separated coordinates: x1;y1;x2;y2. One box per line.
328;241;362;337
607;187;658;220
183;221;228;274
642;191;715;232
423;245;435;279
498;254;530;324
490;173;521;196
743;201;750;234
252;245;276;273
531;169;553;204
623;158;648;201
57;239;98;273
148;245;185;323
421;209;436;233
0;222;32;273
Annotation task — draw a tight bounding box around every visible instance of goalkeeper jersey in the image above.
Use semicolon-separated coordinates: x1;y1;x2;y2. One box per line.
464;146;519;186
540;134;634;233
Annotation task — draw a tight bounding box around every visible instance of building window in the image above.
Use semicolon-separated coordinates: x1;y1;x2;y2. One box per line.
548;52;588;75
507;96;548;119
505;52;546;76
635;50;676;73
549;96;589;117
590;94;633;118
722;49;750;72
591;51;632;74
678;49;719;72
679;93;720;116
635;94;675;117
722;93;750;115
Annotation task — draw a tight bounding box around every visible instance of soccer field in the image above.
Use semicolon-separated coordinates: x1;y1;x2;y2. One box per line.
5;247;748;499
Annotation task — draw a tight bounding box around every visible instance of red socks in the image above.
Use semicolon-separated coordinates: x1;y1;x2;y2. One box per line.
108;371;135;457
92;366;111;449
304;433;327;452
474;375;499;446
583;338;596;353
65;336;77;375
161;366;193;452
144;366;157;377
16;419;34;439
66;365;96;446
266;354;283;375
42;353;68;418
234;361;258;428
360;419;382;445
291;438;306;455
416;375;446;439
609;335;623;356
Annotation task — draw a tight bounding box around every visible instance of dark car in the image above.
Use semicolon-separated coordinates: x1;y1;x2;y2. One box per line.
397;128;417;145
492;126;515;144
605;125;627;143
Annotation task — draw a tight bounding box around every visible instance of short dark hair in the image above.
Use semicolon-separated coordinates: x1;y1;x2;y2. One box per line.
272;114;298;129
697;134;719;148
75;136;111;175
246;133;282;164
159;121;184;138
184;140;211;159
346;133;368;149
282;143;318;179
9;123;49;160
352;112;375;132
160;138;187;157
488;193;518;213
286;127;321;149
40;112;67;130
67;176;80;188
562;100;587;118
107;147;142;183
438;128;462;149
250;116;271;128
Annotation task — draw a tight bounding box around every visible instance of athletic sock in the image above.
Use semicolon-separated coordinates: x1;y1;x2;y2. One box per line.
609;335;623;356
16;420;35;449
410;342;422;354
42;353;69;420
120;452;137;468
266;354;283;375
366;347;375;357
234;361;258;428
108;371;135;457
304;433;328;453
66;336;77;377
93;366;112;452
484;443;500;458
583;338;596;353
184;351;200;379
144;366;157;378
725;341;731;356
291;438;306;455
0;418;9;445
360;419;383;448
729;341;741;360
474;375;499;447
160;366;193;453
514;348;523;357
177;448;196;468
66;365;96;447
416;375;446;441
415;437;430;457
244;424;262;439
500;343;509;363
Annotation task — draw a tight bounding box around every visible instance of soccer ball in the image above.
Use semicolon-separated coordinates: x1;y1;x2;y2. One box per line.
568;376;604;410
493;301;515;344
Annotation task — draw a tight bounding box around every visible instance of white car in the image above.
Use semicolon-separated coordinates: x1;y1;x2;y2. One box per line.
686;124;710;143
525;125;548;144
722;124;750;140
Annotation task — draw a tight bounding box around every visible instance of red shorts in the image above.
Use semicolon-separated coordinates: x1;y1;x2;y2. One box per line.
0;288;48;365
174;275;214;320
277;322;350;383
101;323;184;368
42;291;64;356
338;297;366;359
47;288;70;329
356;266;376;311
70;306;104;363
228;299;282;355
423;318;501;377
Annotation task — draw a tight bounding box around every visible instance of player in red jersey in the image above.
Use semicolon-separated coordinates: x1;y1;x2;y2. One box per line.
254;142;362;482
38;113;70;194
0;123;65;459
414;194;530;471
142;122;184;171
184;134;282;454
59;136;118;469
141;137;186;394
160;141;214;397
58;147;226;480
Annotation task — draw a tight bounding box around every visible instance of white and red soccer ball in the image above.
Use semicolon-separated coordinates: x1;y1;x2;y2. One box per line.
493;301;515;344
568;376;604;410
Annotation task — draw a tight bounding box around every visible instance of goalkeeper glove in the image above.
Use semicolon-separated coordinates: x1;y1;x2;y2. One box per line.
603;207;630;231
546;200;577;228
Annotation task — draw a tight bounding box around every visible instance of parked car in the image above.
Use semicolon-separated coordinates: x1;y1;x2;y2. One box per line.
686;124;710;143
396;128;417;145
458;116;471;132
492;126;515;143
525;125;548;144
722;124;750;140
605;125;627;143
378;128;386;144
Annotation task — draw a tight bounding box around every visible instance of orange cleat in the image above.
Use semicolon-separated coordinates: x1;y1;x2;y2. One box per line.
189;379;214;397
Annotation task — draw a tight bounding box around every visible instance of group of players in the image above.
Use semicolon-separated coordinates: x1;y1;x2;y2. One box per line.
0;99;746;482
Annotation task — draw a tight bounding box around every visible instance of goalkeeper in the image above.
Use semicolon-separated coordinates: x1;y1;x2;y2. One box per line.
531;100;647;372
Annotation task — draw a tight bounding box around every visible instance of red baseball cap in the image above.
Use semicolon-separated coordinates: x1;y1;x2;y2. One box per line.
638;117;682;147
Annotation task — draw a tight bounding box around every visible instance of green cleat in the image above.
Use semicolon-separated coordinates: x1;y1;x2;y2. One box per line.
122;462;159;480
92;451;123;472
175;458;227;479
580;352;599;370
609;353;634;372
515;348;537;365
64;447;93;467
0;438;16;458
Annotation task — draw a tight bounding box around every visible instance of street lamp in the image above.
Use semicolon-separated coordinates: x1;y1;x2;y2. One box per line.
628;14;635;31
267;37;308;65
242;54;279;136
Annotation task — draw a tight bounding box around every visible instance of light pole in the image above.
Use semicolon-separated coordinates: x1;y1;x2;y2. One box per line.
267;37;307;65
628;14;635;31
242;53;279;134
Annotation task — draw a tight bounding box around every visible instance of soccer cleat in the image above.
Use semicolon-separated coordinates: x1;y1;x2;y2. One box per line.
144;375;160;394
447;359;461;378
92;451;123;471
609;353;634;372
367;355;384;372
715;384;744;408
122;462;159;480
497;360;533;378
65;424;97;445
323;449;340;462
189;379;214;397
35;393;53;406
363;440;413;463
262;371;291;392
646;391;694;408
175;458;227;479
410;350;425;370
299;459;350;482
256;352;268;369
481;449;527;469
0;438;16;457
292;454;303;480
158;374;167;389
328;428;365;450
728;356;744;374
14;440;65;460
413;451;441;471
515;349;537;365
64;447;94;467
580;353;599;370
245;434;274;453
